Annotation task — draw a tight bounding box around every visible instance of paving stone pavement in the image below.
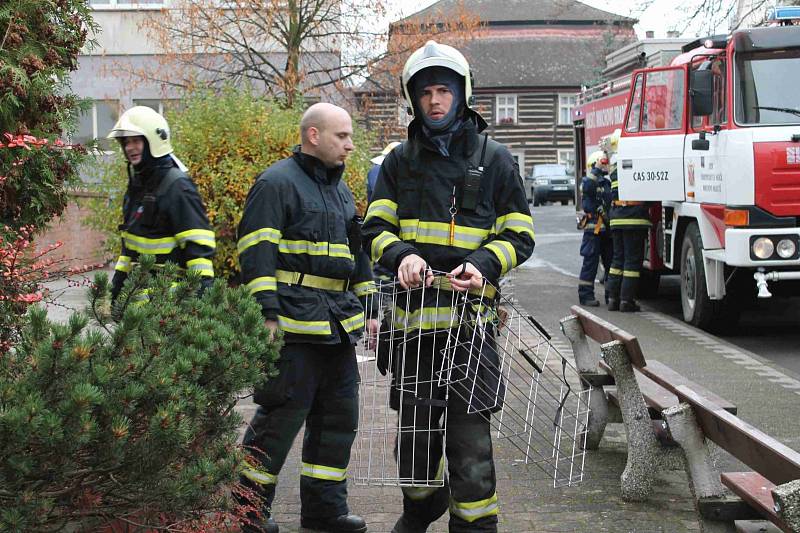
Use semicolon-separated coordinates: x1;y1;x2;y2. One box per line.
46;273;702;533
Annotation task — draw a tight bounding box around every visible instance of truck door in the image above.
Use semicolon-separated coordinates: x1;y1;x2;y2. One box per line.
618;67;688;201
684;57;727;208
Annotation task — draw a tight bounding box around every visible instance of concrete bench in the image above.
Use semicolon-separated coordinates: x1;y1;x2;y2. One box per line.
560;305;800;532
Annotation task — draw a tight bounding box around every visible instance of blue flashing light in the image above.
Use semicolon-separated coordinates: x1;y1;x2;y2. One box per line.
769;6;800;21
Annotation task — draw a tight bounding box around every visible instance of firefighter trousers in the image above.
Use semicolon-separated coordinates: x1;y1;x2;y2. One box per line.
393;334;499;533
606;228;647;302
578;231;613;303
240;338;359;521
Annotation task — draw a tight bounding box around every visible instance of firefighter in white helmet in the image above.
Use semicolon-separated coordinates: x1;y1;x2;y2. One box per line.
362;41;535;533
107;106;215;301
577;150;613;306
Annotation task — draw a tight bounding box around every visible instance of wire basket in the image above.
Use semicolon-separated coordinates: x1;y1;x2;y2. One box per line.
352;273;591;489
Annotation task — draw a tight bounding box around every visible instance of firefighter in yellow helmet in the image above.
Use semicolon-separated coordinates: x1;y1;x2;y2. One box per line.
577;150;613;306
367;141;401;202
605;128;651;312
362;40;534;533
107;106;215;301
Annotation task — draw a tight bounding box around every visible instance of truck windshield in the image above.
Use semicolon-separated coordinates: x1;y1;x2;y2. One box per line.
735;48;800;125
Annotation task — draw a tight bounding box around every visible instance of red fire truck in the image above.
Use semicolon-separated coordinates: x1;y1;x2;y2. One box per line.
574;8;800;331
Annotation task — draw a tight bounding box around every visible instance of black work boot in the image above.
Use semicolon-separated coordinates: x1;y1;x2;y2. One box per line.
580;298;600;307
301;514;367;533
241;516;279;533
391;513;428;533
620;300;641;312
607;298;620;311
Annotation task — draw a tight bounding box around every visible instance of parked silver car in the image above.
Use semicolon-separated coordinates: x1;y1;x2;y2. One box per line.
526;164;575;206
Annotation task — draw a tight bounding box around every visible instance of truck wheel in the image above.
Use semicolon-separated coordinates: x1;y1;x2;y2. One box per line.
680;223;740;331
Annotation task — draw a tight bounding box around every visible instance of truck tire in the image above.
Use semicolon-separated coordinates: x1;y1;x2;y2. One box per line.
680;223;740;332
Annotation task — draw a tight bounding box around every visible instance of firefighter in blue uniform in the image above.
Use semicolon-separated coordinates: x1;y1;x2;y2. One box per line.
236;103;377;533
606;151;651;312
106;106;216;301
362;41;535;533
577;151;613;306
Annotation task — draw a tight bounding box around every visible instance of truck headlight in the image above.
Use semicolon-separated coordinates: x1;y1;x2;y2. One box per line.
752;237;774;259
776;238;797;259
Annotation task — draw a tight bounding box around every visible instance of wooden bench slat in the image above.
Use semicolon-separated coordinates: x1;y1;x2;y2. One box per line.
678;387;800;485
579;372;616;387
734;520;784;533
722;472;790;532
640;359;737;415
570;305;647;367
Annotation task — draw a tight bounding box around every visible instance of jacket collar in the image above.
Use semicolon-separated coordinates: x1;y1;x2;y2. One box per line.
292;145;345;185
408;108;486;159
130;155;176;192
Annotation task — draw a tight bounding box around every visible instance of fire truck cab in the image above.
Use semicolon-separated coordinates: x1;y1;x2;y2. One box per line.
616;10;800;330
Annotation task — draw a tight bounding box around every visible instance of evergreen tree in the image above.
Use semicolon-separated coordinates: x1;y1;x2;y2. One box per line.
0;255;280;531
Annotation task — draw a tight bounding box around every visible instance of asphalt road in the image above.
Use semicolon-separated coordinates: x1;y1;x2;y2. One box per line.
520;203;800;377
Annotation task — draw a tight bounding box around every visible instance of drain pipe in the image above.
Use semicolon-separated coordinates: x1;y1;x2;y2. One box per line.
753;268;800;298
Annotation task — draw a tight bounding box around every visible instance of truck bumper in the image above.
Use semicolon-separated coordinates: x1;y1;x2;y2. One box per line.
722;227;800;267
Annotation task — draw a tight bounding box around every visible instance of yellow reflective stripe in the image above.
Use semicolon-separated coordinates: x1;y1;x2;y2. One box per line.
121;232;178;254
275;269;349;291
371;231;402;262
609;219;651;227
277;315;331;335
608;267;623;276
278;240;353;260
623;270;640;278
611;181;619;189
247;276;277;295
365;199;399;227
240;461;277;486
186;258;214;277
414;221;490;250
496;212;535;238
340;312;365;333
393;305;456;331
238;227;282;255
401;457;446;501
115;255;132;273
484;241;517;275
175;228;216;249
352;280;377;297
450;492;499;522
301;462;346;481
399;219;419;241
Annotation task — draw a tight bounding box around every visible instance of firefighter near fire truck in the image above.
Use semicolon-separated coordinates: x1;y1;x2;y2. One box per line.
577;150;613;306
106;106;216;302
236;103;377;533
362;41;535;533
573;7;800;330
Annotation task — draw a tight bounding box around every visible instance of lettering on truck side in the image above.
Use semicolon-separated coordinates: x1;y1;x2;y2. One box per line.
632;170;669;181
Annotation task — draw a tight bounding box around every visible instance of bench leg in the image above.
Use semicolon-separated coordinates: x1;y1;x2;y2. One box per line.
601;340;660;502
773;479;800;532
663;403;725;499
561;316;608;450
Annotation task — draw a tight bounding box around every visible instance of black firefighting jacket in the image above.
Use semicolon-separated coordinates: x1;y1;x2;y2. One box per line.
580;167;612;234
609;169;652;229
237;147;375;345
111;156;215;298
362;112;535;329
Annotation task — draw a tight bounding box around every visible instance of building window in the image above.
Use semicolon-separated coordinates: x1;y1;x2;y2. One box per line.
557;149;575;176
133;99;185;115
89;0;164;6
73;100;120;151
397;101;411;128
496;94;517;125
558;94;577;125
509;151;525;176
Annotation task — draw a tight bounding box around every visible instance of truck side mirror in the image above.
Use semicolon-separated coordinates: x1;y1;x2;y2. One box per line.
690;69;714;117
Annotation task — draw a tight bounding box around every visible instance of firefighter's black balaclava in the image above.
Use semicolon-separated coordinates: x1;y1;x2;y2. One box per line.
411;66;465;132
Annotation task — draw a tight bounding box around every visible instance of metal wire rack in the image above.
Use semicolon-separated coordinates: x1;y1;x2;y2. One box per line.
352;273;591;489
